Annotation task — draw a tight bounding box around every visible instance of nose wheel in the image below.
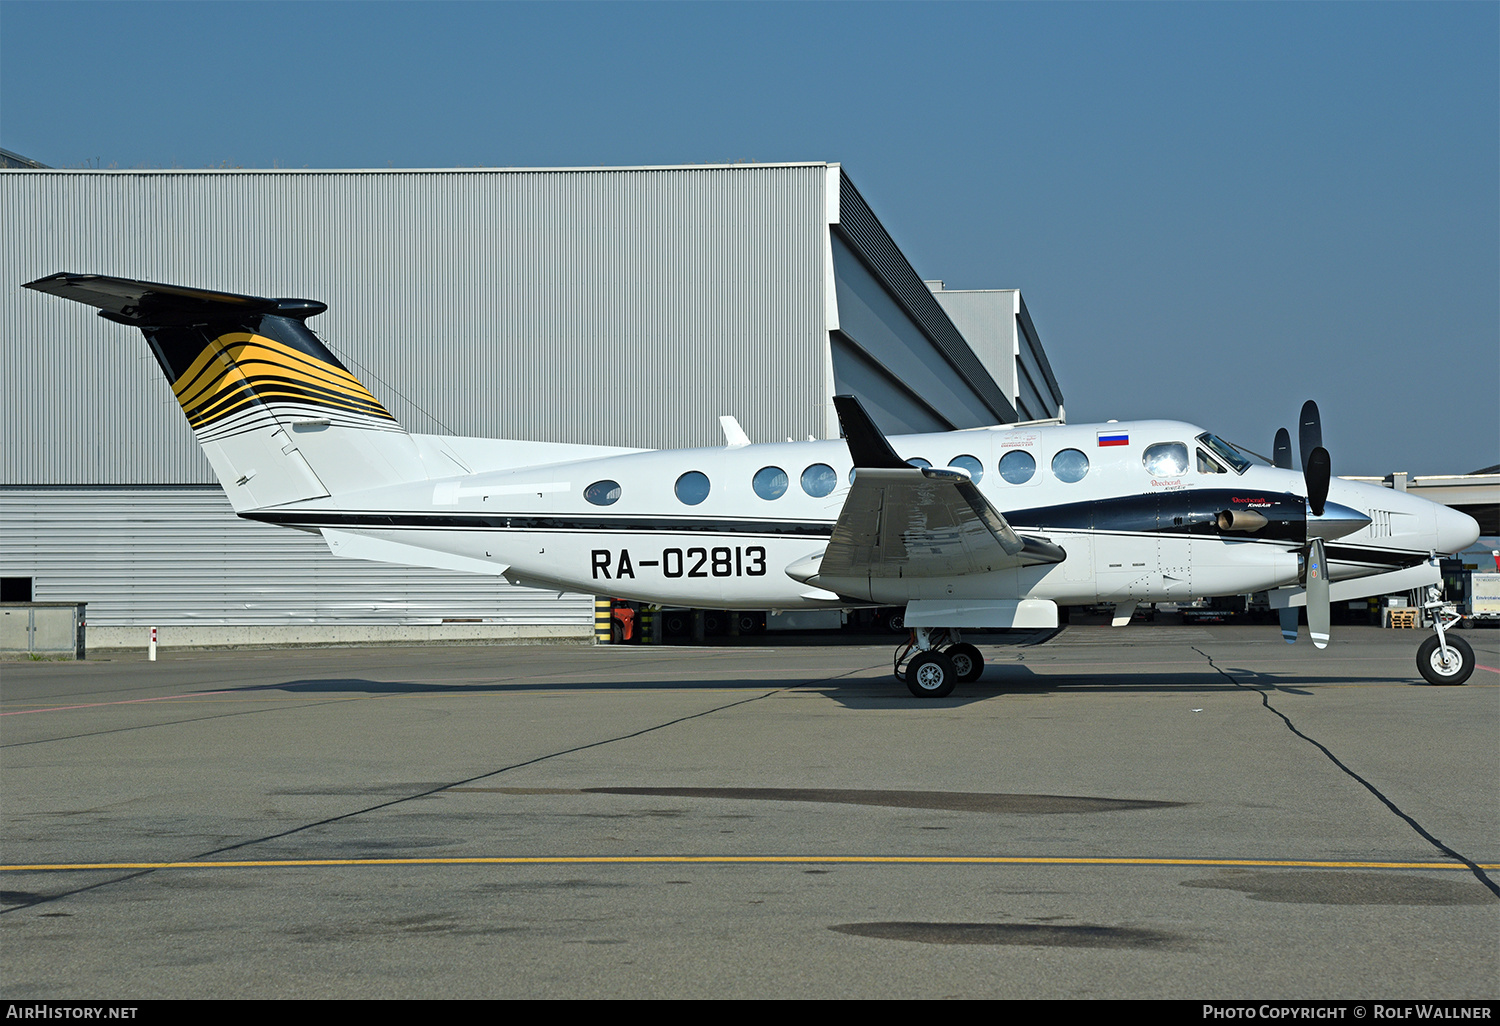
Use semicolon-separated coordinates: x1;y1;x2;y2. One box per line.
1417;592;1474;685
1417;634;1474;685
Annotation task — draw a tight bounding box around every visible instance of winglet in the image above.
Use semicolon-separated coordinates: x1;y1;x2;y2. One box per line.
832;395;907;469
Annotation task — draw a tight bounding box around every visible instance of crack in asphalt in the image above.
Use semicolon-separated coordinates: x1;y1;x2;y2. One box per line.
1192;646;1499;901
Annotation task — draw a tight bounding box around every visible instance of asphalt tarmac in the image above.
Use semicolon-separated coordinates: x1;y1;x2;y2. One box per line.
2;625;1497;999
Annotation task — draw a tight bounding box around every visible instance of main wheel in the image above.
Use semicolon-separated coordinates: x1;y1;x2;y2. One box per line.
1416;635;1474;685
905;651;957;698
945;643;984;683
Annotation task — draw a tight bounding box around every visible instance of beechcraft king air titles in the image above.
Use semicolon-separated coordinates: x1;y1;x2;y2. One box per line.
24;273;1483;694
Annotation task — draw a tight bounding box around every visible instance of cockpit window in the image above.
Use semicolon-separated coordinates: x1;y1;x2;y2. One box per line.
1142;442;1189;476
1197;449;1227;474
1196;433;1251;474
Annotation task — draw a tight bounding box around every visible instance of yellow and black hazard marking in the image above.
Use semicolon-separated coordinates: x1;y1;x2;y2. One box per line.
171;332;397;434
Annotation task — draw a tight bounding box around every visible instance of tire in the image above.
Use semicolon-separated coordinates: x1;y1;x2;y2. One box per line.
1416;634;1474;685
945;643;984;683
888;612;906;633
905;651;957;698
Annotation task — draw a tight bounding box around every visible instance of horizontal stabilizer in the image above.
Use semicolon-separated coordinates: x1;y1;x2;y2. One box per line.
24;273;325;326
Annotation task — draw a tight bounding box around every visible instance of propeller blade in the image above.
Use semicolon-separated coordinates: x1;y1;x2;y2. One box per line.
1307;537;1330;650
1298;400;1322;471
1278;606;1299;644
1273;427;1293;469
1305;445;1331;518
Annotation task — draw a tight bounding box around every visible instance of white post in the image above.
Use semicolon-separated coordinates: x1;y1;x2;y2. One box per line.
148;626;157;662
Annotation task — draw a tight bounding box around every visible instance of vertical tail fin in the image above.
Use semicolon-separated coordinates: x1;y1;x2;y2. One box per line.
24;274;428;510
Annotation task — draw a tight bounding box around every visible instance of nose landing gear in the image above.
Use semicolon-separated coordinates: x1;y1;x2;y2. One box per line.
1417;589;1475;685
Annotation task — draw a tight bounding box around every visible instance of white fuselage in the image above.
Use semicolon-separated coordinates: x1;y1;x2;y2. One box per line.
257;419;1476;610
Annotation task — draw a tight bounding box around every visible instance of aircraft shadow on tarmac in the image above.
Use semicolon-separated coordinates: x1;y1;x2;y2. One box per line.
226;661;1443;707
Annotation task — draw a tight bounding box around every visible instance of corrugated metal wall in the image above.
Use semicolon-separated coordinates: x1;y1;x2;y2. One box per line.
832;171;1015;424
2;165;827;485
1016;294;1063;417
829;234;1001;432
0;488;588;626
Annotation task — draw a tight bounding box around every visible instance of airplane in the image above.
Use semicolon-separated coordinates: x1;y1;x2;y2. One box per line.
23;272;1483;694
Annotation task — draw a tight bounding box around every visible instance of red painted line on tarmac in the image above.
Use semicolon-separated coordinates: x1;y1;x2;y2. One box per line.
1;690;232;716
1477;664;1500;675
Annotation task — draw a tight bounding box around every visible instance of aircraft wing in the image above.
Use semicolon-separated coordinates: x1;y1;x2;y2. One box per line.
788;397;1065;587
818;464;1064;578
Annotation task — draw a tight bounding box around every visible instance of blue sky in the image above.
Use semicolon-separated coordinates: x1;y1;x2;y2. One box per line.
3;1;1495;475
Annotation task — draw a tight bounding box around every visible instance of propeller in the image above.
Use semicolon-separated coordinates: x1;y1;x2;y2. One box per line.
1306;538;1330;649
1298;400;1322;470
1272;401;1336;648
1299;400;1330;517
1273;427;1293;470
1278;606;1299;644
1304;446;1330;518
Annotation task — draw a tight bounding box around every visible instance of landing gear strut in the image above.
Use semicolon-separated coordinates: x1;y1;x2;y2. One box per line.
895;627;985;697
1417;588;1474;685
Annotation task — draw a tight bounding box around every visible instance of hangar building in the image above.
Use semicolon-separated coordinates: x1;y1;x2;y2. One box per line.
0;163;1063;647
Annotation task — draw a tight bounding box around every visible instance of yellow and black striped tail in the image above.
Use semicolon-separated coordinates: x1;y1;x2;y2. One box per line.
23;273;403;441
165;328;399;442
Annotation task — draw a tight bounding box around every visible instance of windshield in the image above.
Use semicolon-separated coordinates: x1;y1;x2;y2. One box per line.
1196;433;1251;474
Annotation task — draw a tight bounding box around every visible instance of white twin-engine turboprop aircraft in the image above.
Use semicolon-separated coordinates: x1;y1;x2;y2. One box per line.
26;273;1482;694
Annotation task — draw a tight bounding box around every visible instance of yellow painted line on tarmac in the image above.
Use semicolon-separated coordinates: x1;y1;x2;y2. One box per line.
3;855;1494;872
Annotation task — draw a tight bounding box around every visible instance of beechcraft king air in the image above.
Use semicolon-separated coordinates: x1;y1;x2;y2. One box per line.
24;273;1483;694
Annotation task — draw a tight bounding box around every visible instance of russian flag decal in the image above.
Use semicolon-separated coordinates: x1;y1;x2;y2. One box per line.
1097;431;1129;447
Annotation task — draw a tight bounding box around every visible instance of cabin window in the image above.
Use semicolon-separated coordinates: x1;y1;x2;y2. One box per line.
997;450;1036;484
752;466;788;500
1142;442;1189;477
948;454;983;482
675;471;711;505
1197;449;1227;474
1051;448;1090;483
905;457;931;469
801;463;838;497
584;480;622;506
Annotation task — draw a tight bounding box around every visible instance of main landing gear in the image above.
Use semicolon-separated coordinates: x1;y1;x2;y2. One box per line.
895;628;984;698
1417;589;1475;686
